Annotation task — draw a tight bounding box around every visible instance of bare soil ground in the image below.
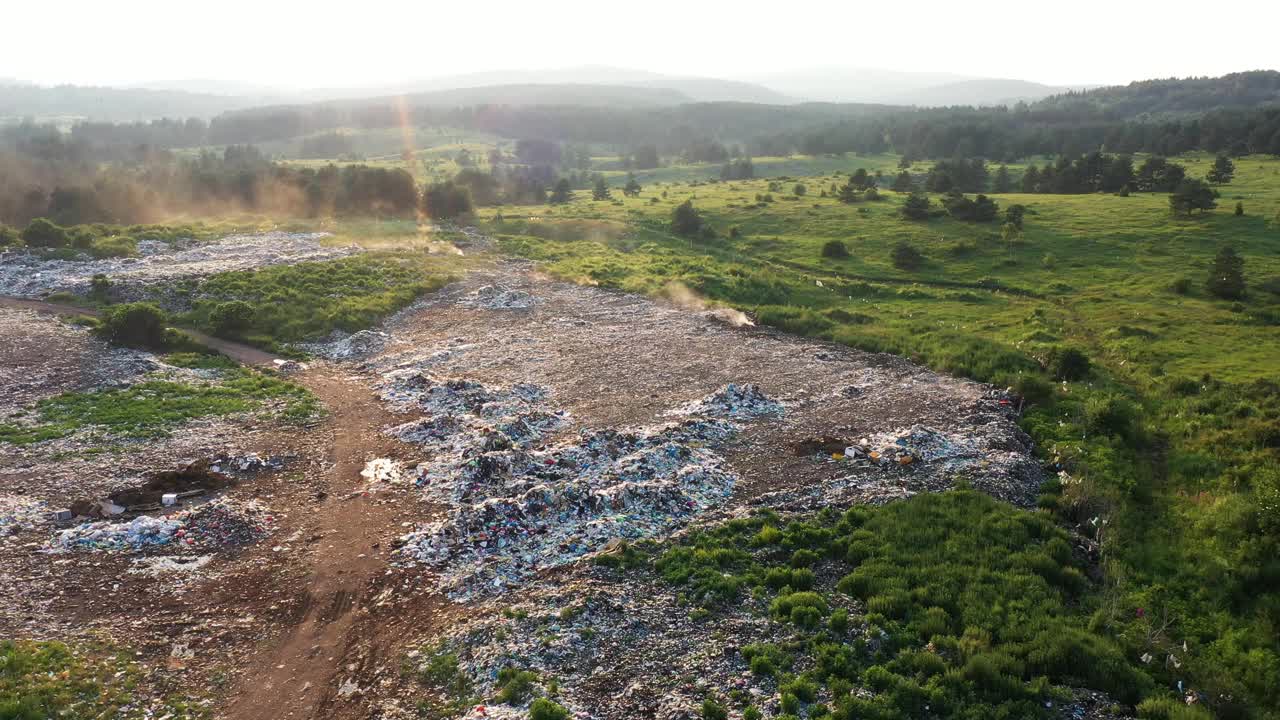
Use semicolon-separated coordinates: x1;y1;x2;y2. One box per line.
0;257;1041;720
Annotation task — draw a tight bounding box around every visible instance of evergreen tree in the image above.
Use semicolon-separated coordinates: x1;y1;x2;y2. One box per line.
1020;166;1041;193
1235;201;1244;216
591;175;611;201
623;173;641;197
548;178;573;204
891;171;914;193
1206;245;1245;299
992;165;1013;193
671;199;704;237
1207;154;1236;184
899;191;932;220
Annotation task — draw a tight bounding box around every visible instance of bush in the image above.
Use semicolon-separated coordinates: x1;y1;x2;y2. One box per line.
88;235;137;259
1085;394;1138;439
822;240;850;259
21;218;70;248
421;181;473;220
672;199;704;237
530;698;570;720
891;242;924;270
0;224;18;246
1052;347;1091;381
208;301;256;337
701;697;728;720
494;667;538;704
96;303;168;348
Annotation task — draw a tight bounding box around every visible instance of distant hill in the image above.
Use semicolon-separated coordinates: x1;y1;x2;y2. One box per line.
0;84;265;121
377;83;692;108
886;78;1094;107
741;67;979;103
1035;70;1280;118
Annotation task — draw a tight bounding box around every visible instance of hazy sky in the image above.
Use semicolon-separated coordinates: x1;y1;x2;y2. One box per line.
6;0;1278;89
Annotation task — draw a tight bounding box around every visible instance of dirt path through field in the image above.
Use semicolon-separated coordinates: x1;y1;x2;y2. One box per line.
0;295;278;366
220;366;437;720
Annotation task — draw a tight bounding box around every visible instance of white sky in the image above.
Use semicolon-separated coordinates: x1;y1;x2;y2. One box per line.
5;0;1278;89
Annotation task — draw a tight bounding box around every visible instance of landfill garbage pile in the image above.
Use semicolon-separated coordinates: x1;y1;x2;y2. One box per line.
0;231;351;299
209;452;288;475
670;383;784;419
299;329;391;360
48;499;274;553
416;573;796;720
458;284;539;310
0;495;49;536
389;379;779;598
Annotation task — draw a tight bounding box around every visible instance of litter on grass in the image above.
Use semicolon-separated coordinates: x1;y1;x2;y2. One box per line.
458;285;539;310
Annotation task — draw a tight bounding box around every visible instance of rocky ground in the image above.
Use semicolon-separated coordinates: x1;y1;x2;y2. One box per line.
0;240;1096;720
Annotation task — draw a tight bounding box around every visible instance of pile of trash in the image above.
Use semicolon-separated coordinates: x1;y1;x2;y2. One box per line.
671;383;784;419
416;574;793;720
48;499;274;553
0;231;351;300
458;285;539;310
0;495;49;536
390;381;780;598
209;452;288;475
300;329;391;360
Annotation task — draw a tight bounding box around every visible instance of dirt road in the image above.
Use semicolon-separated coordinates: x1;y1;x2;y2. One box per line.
0;295;278;366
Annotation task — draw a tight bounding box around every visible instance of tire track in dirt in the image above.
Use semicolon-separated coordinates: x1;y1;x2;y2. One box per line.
220;366;431;720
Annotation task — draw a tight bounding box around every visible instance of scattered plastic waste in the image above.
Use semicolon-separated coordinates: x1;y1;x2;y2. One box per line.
48;500;274;553
1;495;49;536
670;383;784;419
459;285;539;310
389;376;781;599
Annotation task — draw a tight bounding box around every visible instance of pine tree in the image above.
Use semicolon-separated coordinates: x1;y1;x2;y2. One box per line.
548;179;573;204
1206;154;1235;184
623;173;641;197
891;171;914;193
1206;245;1245;299
899;191;932;220
992;165;1013;193
591;175;611;201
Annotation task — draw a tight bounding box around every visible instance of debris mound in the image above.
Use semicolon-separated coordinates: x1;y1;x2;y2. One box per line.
672;383;784;419
458;284;539;310
1;495;49;536
304;329;390;360
381;369;764;598
48;500;274;553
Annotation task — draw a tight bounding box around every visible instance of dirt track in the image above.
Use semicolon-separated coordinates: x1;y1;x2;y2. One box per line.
0;296;277;366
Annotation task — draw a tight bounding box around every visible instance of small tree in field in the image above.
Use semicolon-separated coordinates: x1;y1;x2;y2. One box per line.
899;191;932;220
1206;154;1235;184
549;179;573;204
891;241;924;270
822;240;849;259
623;173;641;197
1168;179;1217;216
1206;245;1245;300
892;171;914;193
591;175;612;201
671;199;704;237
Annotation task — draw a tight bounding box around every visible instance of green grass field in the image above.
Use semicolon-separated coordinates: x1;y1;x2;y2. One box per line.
470;151;1280;718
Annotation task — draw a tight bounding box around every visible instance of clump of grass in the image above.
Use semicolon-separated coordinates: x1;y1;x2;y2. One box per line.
181;254;453;347
0;369;317;445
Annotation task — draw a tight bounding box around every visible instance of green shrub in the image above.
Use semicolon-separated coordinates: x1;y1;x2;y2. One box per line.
88;235;137;258
529;698;570;720
494;667;538;704
209;300;256;337
822;240;850;259
1051;347;1091;381
96;302;168;348
891;241;924;270
20;218;70;248
700;697;728;720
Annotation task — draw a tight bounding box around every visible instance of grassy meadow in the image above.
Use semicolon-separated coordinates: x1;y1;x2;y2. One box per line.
471;151;1280;717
